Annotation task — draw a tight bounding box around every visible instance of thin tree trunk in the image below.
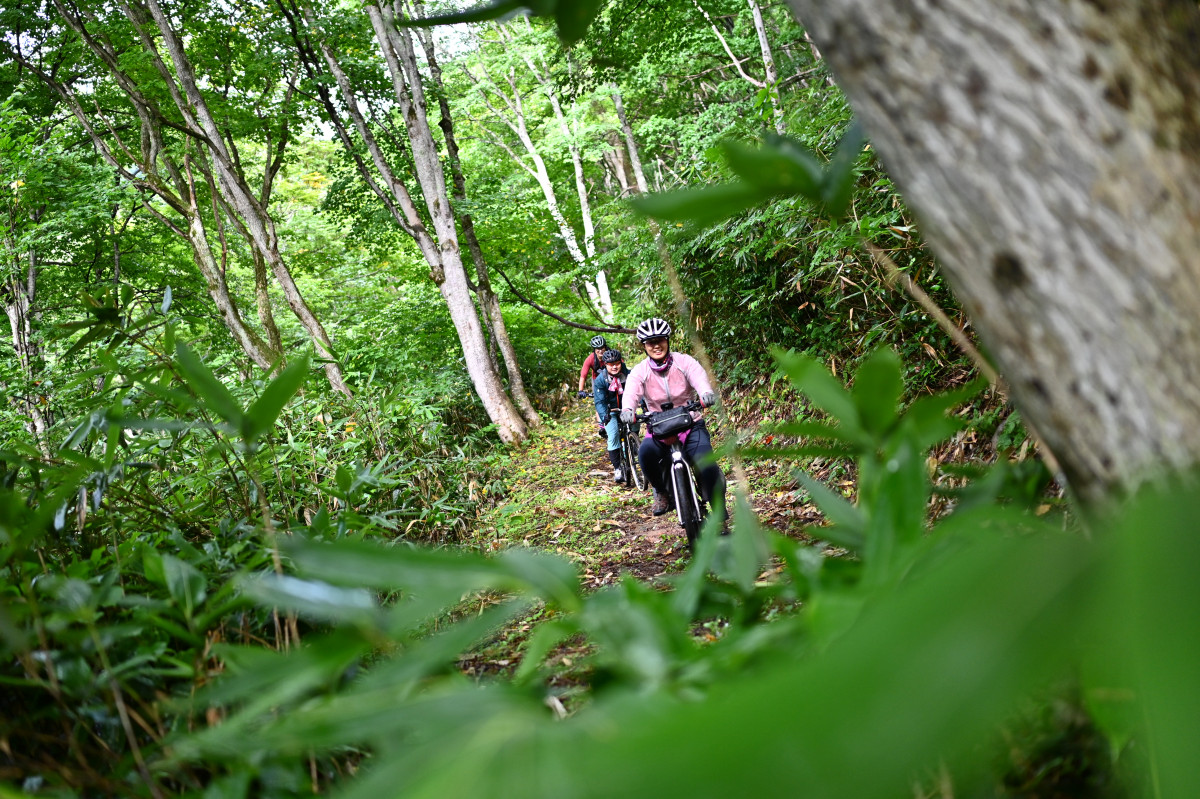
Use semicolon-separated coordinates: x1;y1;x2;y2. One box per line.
3;252;51;456
23;8;284;374
517;36;614;324
748;0;786;134
138;0;350;395
787;0;1200;504
251;250;284;357
613;89;650;195
185;209;278;371
411;0;541;426
362;0;527;441
465;54;591;269
466;30;614;325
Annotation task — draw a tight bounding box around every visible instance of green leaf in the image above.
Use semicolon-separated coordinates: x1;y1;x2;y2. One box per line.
629;182;771;227
143;548;165;587
716;494;769;595
174;342;243;427
282;537;577;606
335;464;353;495
820;119;865;220
722;138;822;199
671;525;721;619
243;352;310;444
905;378;985;449
554;0;603;45
240;574;379;628
1110;480;1200;798
162;554;207;621
513;618;579;684
851;347;903;436
397;0;524;28
795;470;865;549
463;525;1094;799
496;548;582;612
771;348;860;432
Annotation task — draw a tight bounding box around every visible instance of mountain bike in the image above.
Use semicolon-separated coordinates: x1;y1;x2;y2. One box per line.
617;416;646;490
638;399;708;548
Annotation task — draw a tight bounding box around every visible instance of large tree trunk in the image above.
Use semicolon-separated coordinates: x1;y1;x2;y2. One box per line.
786;0;1200;504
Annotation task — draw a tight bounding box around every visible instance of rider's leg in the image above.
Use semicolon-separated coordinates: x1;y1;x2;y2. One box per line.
638;436;669;492
605;417;622;480
605;416;620;451
638;436;673;515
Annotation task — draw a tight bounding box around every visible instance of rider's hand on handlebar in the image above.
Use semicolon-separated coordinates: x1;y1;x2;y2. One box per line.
577;390;590;399
700;391;717;408
619;409;635;425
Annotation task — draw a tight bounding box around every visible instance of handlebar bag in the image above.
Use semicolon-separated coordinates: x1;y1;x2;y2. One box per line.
647;406;694;439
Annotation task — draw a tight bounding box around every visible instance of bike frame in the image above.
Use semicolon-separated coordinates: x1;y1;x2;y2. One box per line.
617;419;645;490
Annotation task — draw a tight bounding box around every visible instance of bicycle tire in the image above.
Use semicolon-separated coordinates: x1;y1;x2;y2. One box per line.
623;430;646;491
673;463;704;548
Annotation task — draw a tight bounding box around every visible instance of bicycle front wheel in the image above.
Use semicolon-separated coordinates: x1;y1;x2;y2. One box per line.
623;430;645;491
673;463;703;548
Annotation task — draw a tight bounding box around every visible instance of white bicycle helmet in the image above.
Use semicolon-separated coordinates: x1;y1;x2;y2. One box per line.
590;335;607;349
635;317;672;342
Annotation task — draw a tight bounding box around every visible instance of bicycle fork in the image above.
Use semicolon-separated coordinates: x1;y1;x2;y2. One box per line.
669;446;704;526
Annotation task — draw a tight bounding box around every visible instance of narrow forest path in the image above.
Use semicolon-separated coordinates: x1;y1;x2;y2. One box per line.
471;398;824;588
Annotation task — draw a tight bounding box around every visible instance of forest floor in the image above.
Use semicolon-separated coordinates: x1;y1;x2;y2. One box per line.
469;398;826;586
457;398;833;680
456;385;1022;681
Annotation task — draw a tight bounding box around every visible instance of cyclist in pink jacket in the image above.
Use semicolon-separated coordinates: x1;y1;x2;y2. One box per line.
620;318;726;518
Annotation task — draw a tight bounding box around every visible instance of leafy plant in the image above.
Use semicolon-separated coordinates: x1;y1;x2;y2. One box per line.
132;349;1155;799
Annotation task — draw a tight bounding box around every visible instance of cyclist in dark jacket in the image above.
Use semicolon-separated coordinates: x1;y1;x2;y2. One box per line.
593;349;630;482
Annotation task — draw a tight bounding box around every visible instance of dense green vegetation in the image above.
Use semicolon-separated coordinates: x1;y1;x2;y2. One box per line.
1;1;1194;797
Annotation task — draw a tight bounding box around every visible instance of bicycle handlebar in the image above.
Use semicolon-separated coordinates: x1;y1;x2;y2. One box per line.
632;398;705;423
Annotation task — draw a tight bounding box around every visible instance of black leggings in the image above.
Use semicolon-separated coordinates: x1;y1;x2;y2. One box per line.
638;424;726;515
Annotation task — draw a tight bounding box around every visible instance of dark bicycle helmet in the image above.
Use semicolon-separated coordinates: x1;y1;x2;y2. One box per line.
635;317;671;342
590;335;607;349
600;348;623;364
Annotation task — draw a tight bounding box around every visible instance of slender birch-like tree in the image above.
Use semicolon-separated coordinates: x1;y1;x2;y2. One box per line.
463;21;615;324
281;0;529;441
14;0;352;394
4;25;282;374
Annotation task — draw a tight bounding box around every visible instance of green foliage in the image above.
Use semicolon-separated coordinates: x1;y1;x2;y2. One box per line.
0;289;505;793
632;121;864;226
43;349;1141;798
0;2;1137;796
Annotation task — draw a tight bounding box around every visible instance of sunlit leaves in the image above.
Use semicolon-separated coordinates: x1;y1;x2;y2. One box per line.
631;121;866;226
173;342;311;446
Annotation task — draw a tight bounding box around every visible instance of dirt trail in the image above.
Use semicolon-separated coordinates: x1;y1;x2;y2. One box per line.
473;401;822;587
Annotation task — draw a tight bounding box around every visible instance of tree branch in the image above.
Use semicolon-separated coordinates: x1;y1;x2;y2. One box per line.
491;264;633;334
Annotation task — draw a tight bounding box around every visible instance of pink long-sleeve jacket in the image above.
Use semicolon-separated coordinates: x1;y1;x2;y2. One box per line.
621;352;714;419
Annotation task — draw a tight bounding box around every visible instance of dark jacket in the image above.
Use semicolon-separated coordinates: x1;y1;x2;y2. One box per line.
592;365;630;423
